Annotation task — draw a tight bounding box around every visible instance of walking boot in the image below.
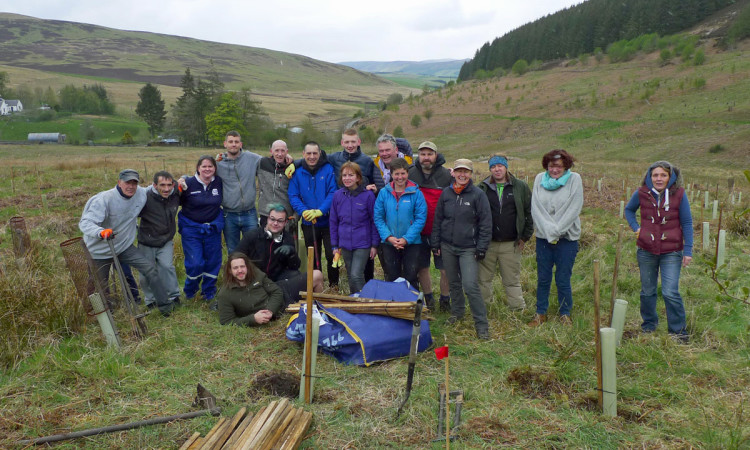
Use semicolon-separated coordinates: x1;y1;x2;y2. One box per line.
423;293;435;310
527;313;547;327
439;295;451;312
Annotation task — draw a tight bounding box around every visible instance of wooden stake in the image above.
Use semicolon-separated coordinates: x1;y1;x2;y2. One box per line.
198;417;226;450
207;407;247;450
610;225;623;324
11;166;15;195
593;260;603;409
714;209;723;267
445;343;450;450
303;247;314;404
220;411;256;450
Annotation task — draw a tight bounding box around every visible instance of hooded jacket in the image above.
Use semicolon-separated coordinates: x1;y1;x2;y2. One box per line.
625;161;693;256
138;185;180;248
374;181;427;245
234;226;300;281
330;184;380;250
431;180;492;252
217;266;284;326
328;147;385;190
216;150;261;213
408;153;453;236
288;151;337;227
257;156;293;217
479;173;533;242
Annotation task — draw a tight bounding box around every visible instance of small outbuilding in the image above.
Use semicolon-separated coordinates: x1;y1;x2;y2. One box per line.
28;133;66;144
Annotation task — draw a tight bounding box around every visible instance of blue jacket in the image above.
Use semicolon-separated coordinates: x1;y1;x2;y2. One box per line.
374;181;427;245
179;175;223;223
328;147;385;190
330;185;380;250
288;158;337;228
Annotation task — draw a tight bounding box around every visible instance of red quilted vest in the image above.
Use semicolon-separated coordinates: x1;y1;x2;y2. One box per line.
636;186;684;254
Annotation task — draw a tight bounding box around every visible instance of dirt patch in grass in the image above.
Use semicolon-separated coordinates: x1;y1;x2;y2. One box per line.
506;366;567;399
621;329;640;341
461;416;517;445
575;393;659;423
248;370;299;399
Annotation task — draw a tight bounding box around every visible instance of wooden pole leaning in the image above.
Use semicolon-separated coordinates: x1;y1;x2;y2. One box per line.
609;224;624;325
593;260;603;409
303;247;314;404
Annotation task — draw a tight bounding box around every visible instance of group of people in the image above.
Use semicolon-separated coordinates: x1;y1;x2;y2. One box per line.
79;128;693;342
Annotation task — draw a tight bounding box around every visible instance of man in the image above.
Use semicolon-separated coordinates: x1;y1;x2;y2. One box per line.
79;169;175;317
374;134;413;185
408;141;453;311
138;171;182;309
257;140;296;229
288;141;339;288
325;128;384;191
235;204;323;306
217;130;262;253
478;155;534;311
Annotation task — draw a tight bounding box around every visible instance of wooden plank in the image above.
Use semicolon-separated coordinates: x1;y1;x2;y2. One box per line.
279;411;313;450
234;403;275;449
243;399;290;450
220;410;255;450
178;432;201;450
198;417;225;450
270;409;304;450
209;407;247;450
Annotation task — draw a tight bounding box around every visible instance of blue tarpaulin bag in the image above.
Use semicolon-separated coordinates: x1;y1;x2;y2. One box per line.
285;279;432;366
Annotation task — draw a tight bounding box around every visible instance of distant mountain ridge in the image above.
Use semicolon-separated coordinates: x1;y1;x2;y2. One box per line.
339;59;467;78
0;13;392;91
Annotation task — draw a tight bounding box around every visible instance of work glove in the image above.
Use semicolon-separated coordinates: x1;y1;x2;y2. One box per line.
331;249;344;268
432;248;441;257
284;217;298;235
475;250;486;261
302;209;323;222
273;245;295;257
215;152;226;162
285;164;296;179
99;229;114;240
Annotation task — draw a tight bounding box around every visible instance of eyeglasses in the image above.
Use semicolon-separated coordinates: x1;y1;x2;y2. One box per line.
268;218;286;224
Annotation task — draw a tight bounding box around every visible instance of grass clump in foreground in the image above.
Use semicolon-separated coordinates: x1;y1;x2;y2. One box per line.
0;147;749;448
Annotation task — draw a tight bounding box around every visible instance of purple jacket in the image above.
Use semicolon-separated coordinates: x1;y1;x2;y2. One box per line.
330;185;380;250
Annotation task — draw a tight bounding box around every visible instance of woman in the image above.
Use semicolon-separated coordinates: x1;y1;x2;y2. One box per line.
288;141;339;288
529;149;583;327
431;159;492;340
374;158;427;290
217;252;284;326
178;155;224;308
329;162;380;294
625;161;692;341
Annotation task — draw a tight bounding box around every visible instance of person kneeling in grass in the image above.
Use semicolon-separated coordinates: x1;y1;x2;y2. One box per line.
217;252;284;326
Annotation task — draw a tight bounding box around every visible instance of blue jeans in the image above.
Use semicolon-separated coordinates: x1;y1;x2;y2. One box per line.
637;249;687;334
535;237;578;316
223;209;258;254
341;248;370;294
441;243;488;333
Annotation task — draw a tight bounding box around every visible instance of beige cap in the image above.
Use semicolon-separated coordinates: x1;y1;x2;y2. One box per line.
418;141;437;152
453;159;473;171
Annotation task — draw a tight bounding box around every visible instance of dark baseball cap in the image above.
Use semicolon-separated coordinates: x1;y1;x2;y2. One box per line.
119;169;140;182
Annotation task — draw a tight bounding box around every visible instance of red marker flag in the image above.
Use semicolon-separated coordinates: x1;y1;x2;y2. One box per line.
434;346;449;360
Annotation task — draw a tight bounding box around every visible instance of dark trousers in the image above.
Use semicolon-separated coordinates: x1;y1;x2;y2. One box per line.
380;244;420;290
301;223;339;287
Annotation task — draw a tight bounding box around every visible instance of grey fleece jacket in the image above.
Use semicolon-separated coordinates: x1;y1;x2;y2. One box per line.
530;171;583;243
79;186;147;258
217;150;262;213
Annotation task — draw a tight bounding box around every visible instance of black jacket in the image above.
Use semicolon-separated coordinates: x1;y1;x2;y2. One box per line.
235;227;300;282
138;186;179;248
479;174;534;242
431;180;492;252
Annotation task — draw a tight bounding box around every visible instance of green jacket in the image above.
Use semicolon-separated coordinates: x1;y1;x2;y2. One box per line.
479;173;534;242
217;267;284;326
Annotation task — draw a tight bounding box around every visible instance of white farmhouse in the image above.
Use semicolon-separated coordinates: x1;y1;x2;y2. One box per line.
0;98;8;115
6;99;23;113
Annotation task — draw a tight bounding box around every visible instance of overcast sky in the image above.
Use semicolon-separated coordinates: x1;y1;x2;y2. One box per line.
4;0;583;62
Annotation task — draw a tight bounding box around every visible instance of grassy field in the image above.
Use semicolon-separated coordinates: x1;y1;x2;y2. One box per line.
0;142;748;448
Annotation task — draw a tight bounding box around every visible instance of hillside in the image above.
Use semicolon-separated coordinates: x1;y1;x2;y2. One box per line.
0;13;411;123
363;38;750;172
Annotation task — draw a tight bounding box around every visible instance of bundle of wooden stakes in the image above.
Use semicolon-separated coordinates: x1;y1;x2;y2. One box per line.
286;292;432;321
178;399;312;450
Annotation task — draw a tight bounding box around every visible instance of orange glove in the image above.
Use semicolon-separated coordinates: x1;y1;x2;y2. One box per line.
99;229;114;240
